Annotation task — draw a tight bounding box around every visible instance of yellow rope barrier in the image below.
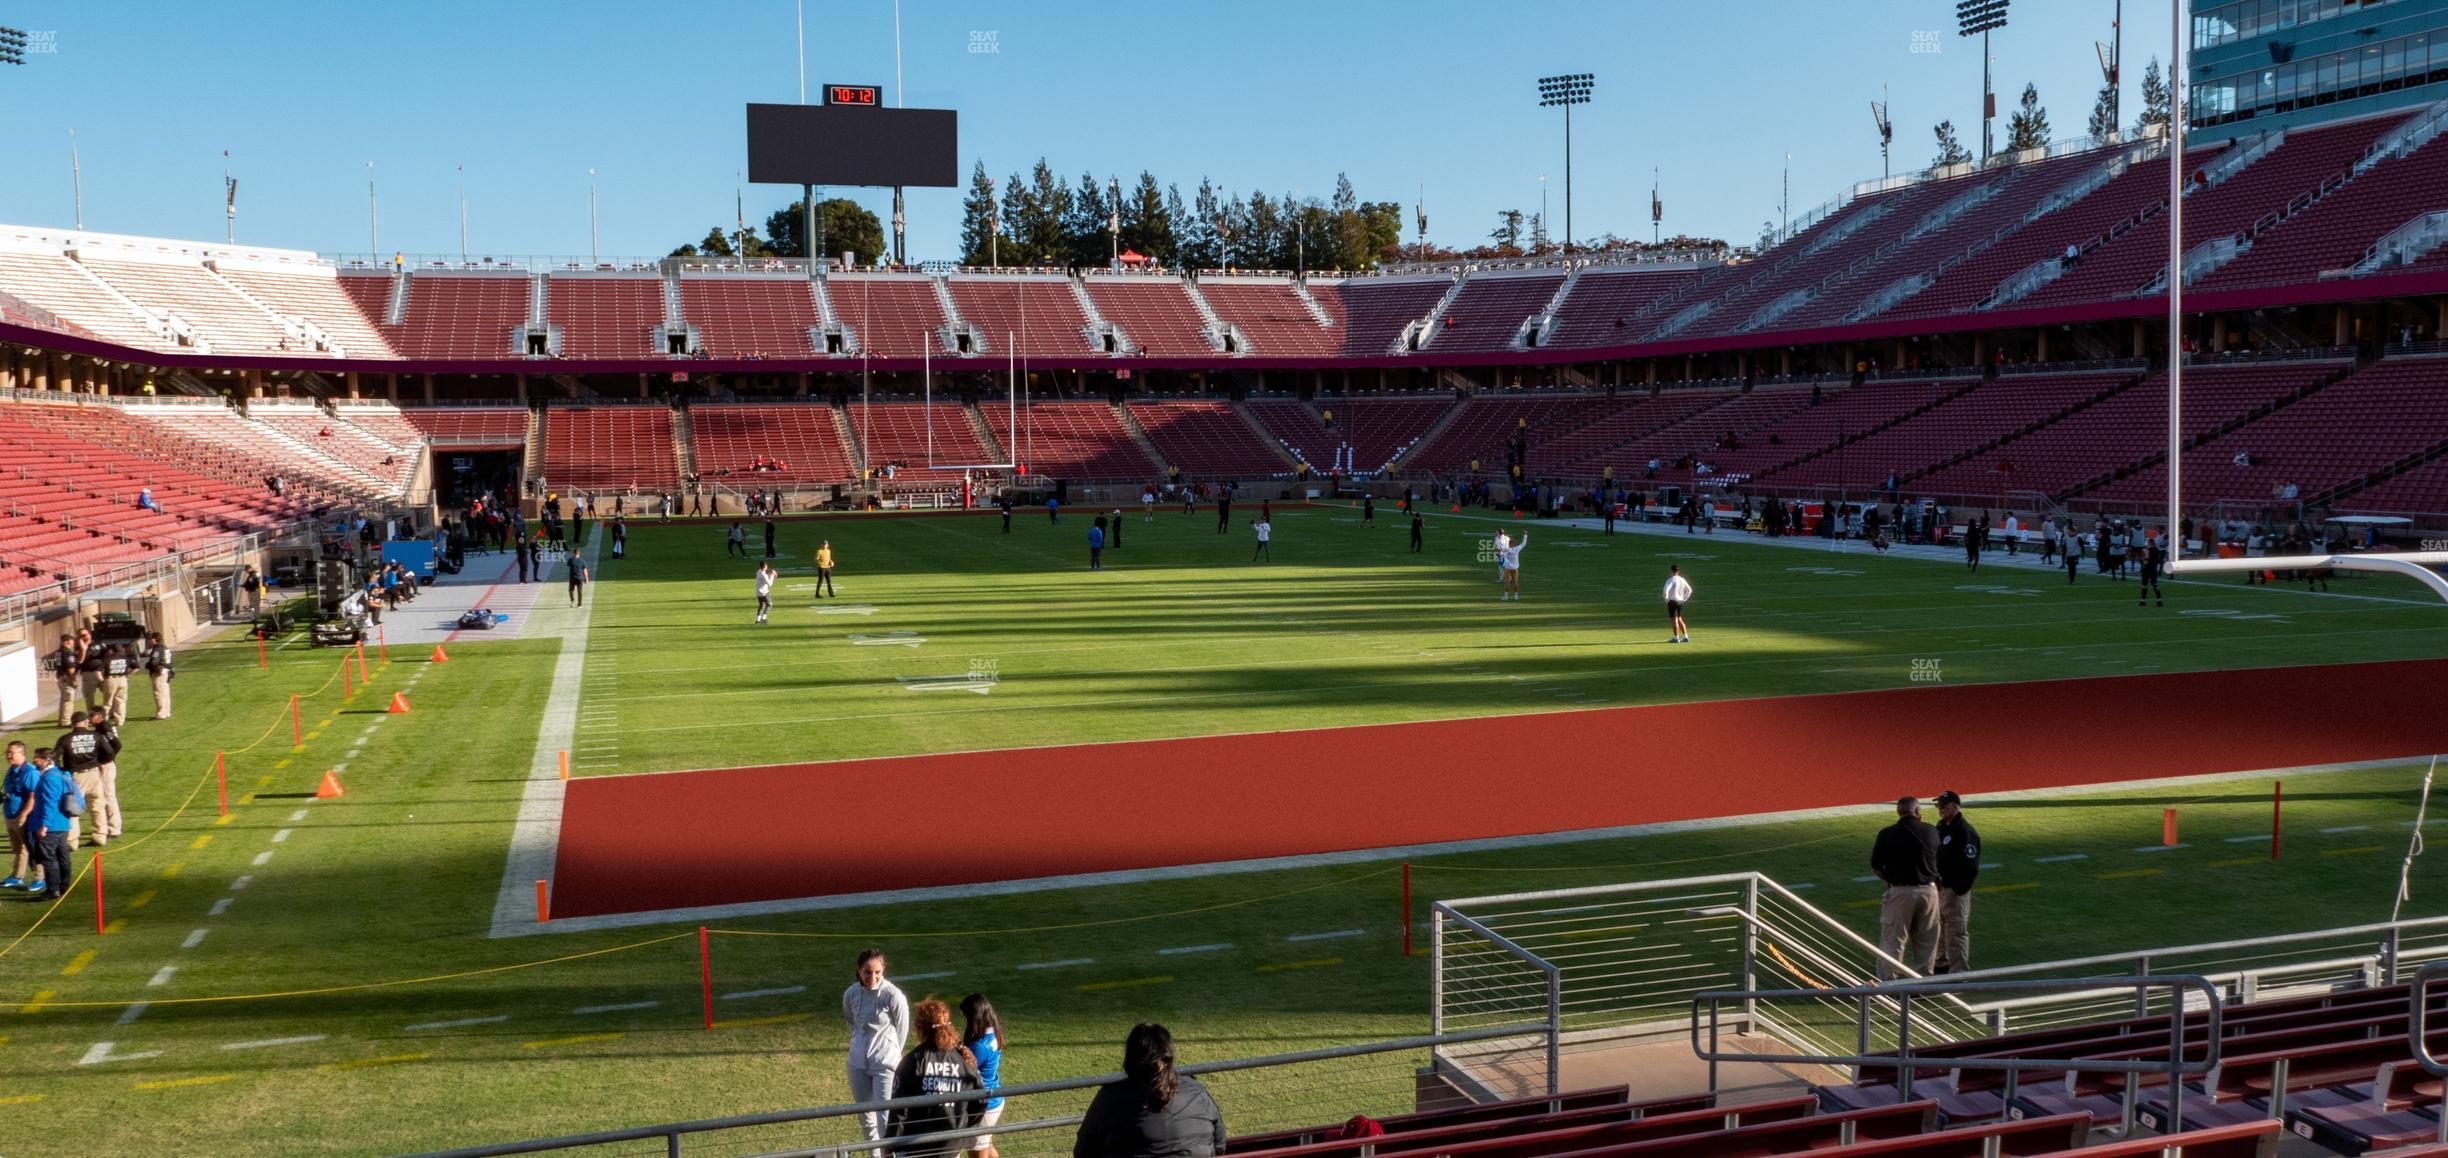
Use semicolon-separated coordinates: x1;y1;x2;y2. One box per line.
20;932;692;1008
1409;831;1853;871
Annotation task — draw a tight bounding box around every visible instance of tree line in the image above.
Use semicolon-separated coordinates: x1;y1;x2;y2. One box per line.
956;162;1409;271
1929;57;2172;168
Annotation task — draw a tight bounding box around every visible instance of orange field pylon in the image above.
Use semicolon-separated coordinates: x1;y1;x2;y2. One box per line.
431;645;450;663
387;691;411;714
315;770;346;799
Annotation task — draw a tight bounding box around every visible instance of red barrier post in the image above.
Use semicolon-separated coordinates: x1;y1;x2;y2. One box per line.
2272;780;2283;861
1402;863;1413;956
699;927;714;1030
2162;808;2178;847
290;694;301;749
215;751;227;817
356;641;369;685
92;851;104;935
535;879;550;923
256;633;267;669
558;750;569;781
342;656;354;700
377;625;388;664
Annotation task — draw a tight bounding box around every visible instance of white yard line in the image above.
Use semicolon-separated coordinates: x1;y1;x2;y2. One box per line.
180;929;208;950
721;986;809;1001
222;1034;327;1050
487;524;600;938
405;1015;509;1032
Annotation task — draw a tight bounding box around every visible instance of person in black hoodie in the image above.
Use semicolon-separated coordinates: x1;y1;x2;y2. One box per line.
886;998;983;1158
1075;1023;1224;1158
1933;790;1982;974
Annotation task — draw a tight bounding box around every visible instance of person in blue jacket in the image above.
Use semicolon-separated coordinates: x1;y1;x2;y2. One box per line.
961;994;1007;1158
19;747;84;901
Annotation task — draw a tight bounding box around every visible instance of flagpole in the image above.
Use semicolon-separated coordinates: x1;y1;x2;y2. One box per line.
224;152;233;244
70;129;83;232
457;165;467;264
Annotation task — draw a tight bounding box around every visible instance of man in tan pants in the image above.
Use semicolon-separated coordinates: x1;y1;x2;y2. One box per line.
49;638;80;727
1868;796;1942;980
144;633;173;720
1933;791;1982;973
102;644;133;727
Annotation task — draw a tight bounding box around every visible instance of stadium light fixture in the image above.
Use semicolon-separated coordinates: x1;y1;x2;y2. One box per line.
1536;73;1595;253
0;26;27;66
1956;0;2009;158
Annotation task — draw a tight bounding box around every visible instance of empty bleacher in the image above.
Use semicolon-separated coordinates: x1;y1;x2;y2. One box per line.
1245;399;1449;475
676;277;817;358
1659;375;1980;485
1332;278;1451;355
2091;355;2448;505
1428;273;1562;353
1086;279;1214;355
1540;268;1695;350
389;274;527;359
1527;389;1734;474
546;276;663;358
946;278;1096;358
250;405;414;489
218;267;399;358
0;251;183;352
2202;127;2448;291
1200;279;1338;357
1580;385;1819;481
79;259;300;356
1011;401;1158;479
332;403;425;450
686;403;855;484
1759;370;2136;490
401;406;529;448
1880;151;2178;321
1407;395;1621;475
540;406;679;491
829;276;947;357
1126;400;1283;476
124;404;385;499
844;402;993;483
1664;179;1956;340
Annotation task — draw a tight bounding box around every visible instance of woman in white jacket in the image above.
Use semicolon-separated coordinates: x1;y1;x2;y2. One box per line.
843;949;912;1148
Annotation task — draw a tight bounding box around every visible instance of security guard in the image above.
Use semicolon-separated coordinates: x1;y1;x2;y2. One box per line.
102;643;134;727
1868;796;1941;979
1932;791;1982;973
53;710;118;849
143;632;174;720
75;630;106;714
49;637;79;727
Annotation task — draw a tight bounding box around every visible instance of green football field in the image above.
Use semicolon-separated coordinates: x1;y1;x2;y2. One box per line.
6;506;2448;1155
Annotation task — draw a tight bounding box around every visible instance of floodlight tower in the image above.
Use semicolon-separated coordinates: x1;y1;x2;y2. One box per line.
1871;88;1894;181
0;25;27;65
1536;73;1595;253
1957;0;2010;158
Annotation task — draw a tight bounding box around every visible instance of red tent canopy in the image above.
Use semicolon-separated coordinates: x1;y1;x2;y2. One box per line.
1118;248;1150;265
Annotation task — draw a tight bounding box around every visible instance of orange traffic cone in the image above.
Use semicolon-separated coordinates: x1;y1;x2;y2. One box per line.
430;645;450;663
387;691;411;714
315;770;345;799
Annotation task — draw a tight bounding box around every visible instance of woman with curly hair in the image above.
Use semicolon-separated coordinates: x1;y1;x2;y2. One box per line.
886;997;984;1158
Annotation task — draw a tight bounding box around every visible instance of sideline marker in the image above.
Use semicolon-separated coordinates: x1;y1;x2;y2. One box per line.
430;645;449;663
91;851;104;936
558;750;569;781
1402;863;1412;957
2162;808;2179;847
387;692;411;714
290;694;301;749
535;879;550;924
256;634;267;669
377;626;388;664
214;751;227;817
315;770;345;799
2272;780;2283;861
342;656;354;700
356;640;369;684
699;927;713;1030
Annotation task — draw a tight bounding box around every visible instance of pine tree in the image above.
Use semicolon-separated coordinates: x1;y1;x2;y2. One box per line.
2134;58;2171;136
1328;173;1365;271
1218;194;1251;268
2005;83;2051;152
2088;83;2118;140
1933;119;1973;166
1490;209;1525;252
1243;191;1281;269
1179;179;1221;269
1017;159;1069;265
957;161;1000;266
1357;201;1404;267
1065;171;1110;267
1119;171;1173;264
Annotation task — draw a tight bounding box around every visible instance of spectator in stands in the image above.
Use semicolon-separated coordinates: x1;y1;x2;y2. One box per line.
1869;796;1942;979
960;995;1006;1158
2061;242;2080;271
886;997;984;1158
136;487;156;511
1932;791;1980;973
844;950;912;1148
143;632;172;720
1074;1023;1225;1158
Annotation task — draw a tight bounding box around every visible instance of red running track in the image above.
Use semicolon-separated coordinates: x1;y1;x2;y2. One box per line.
549;659;2448;918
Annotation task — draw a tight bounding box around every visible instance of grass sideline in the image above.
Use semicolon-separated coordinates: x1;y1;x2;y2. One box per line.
0;508;2443;1153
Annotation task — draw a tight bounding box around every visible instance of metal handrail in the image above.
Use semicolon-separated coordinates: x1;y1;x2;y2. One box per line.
2411;962;2448;1144
1694;975;2222;1139
411;1024;1549;1158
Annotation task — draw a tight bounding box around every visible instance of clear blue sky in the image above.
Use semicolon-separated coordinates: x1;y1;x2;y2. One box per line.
0;0;2176;262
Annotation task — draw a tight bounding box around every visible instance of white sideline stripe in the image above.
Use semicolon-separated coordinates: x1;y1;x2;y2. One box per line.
2034;854;2089;863
2134;844;2189;853
222;1034;327;1051
147;966;177;988
487;523;599;938
507;759;2427;936
2321;825;2373;833
1013;958;1094;971
573;1000;659;1015
721;986;808;1001
405;1015;509;1032
1788;882;1817;890
896;971;957;982
116;1002;149;1025
1158;943;1235;956
230;874;253;890
252;851;274;866
1288;929;1365;942
180;928;208;950
362;725;381;736
1851;875;1880;883
208;898;233;917
2224;834;2271;843
271;828;292;843
288;809;308;822
79;1041;161;1066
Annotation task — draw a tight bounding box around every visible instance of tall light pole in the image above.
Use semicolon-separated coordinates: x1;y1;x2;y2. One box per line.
1539;174;1548;252
69;129;82;231
1536;73;1595;253
1957;0;2010;159
1109;175;1121;269
587;168;598;266
2165;0;2186;558
1871;88;1894;181
366;161;378;258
